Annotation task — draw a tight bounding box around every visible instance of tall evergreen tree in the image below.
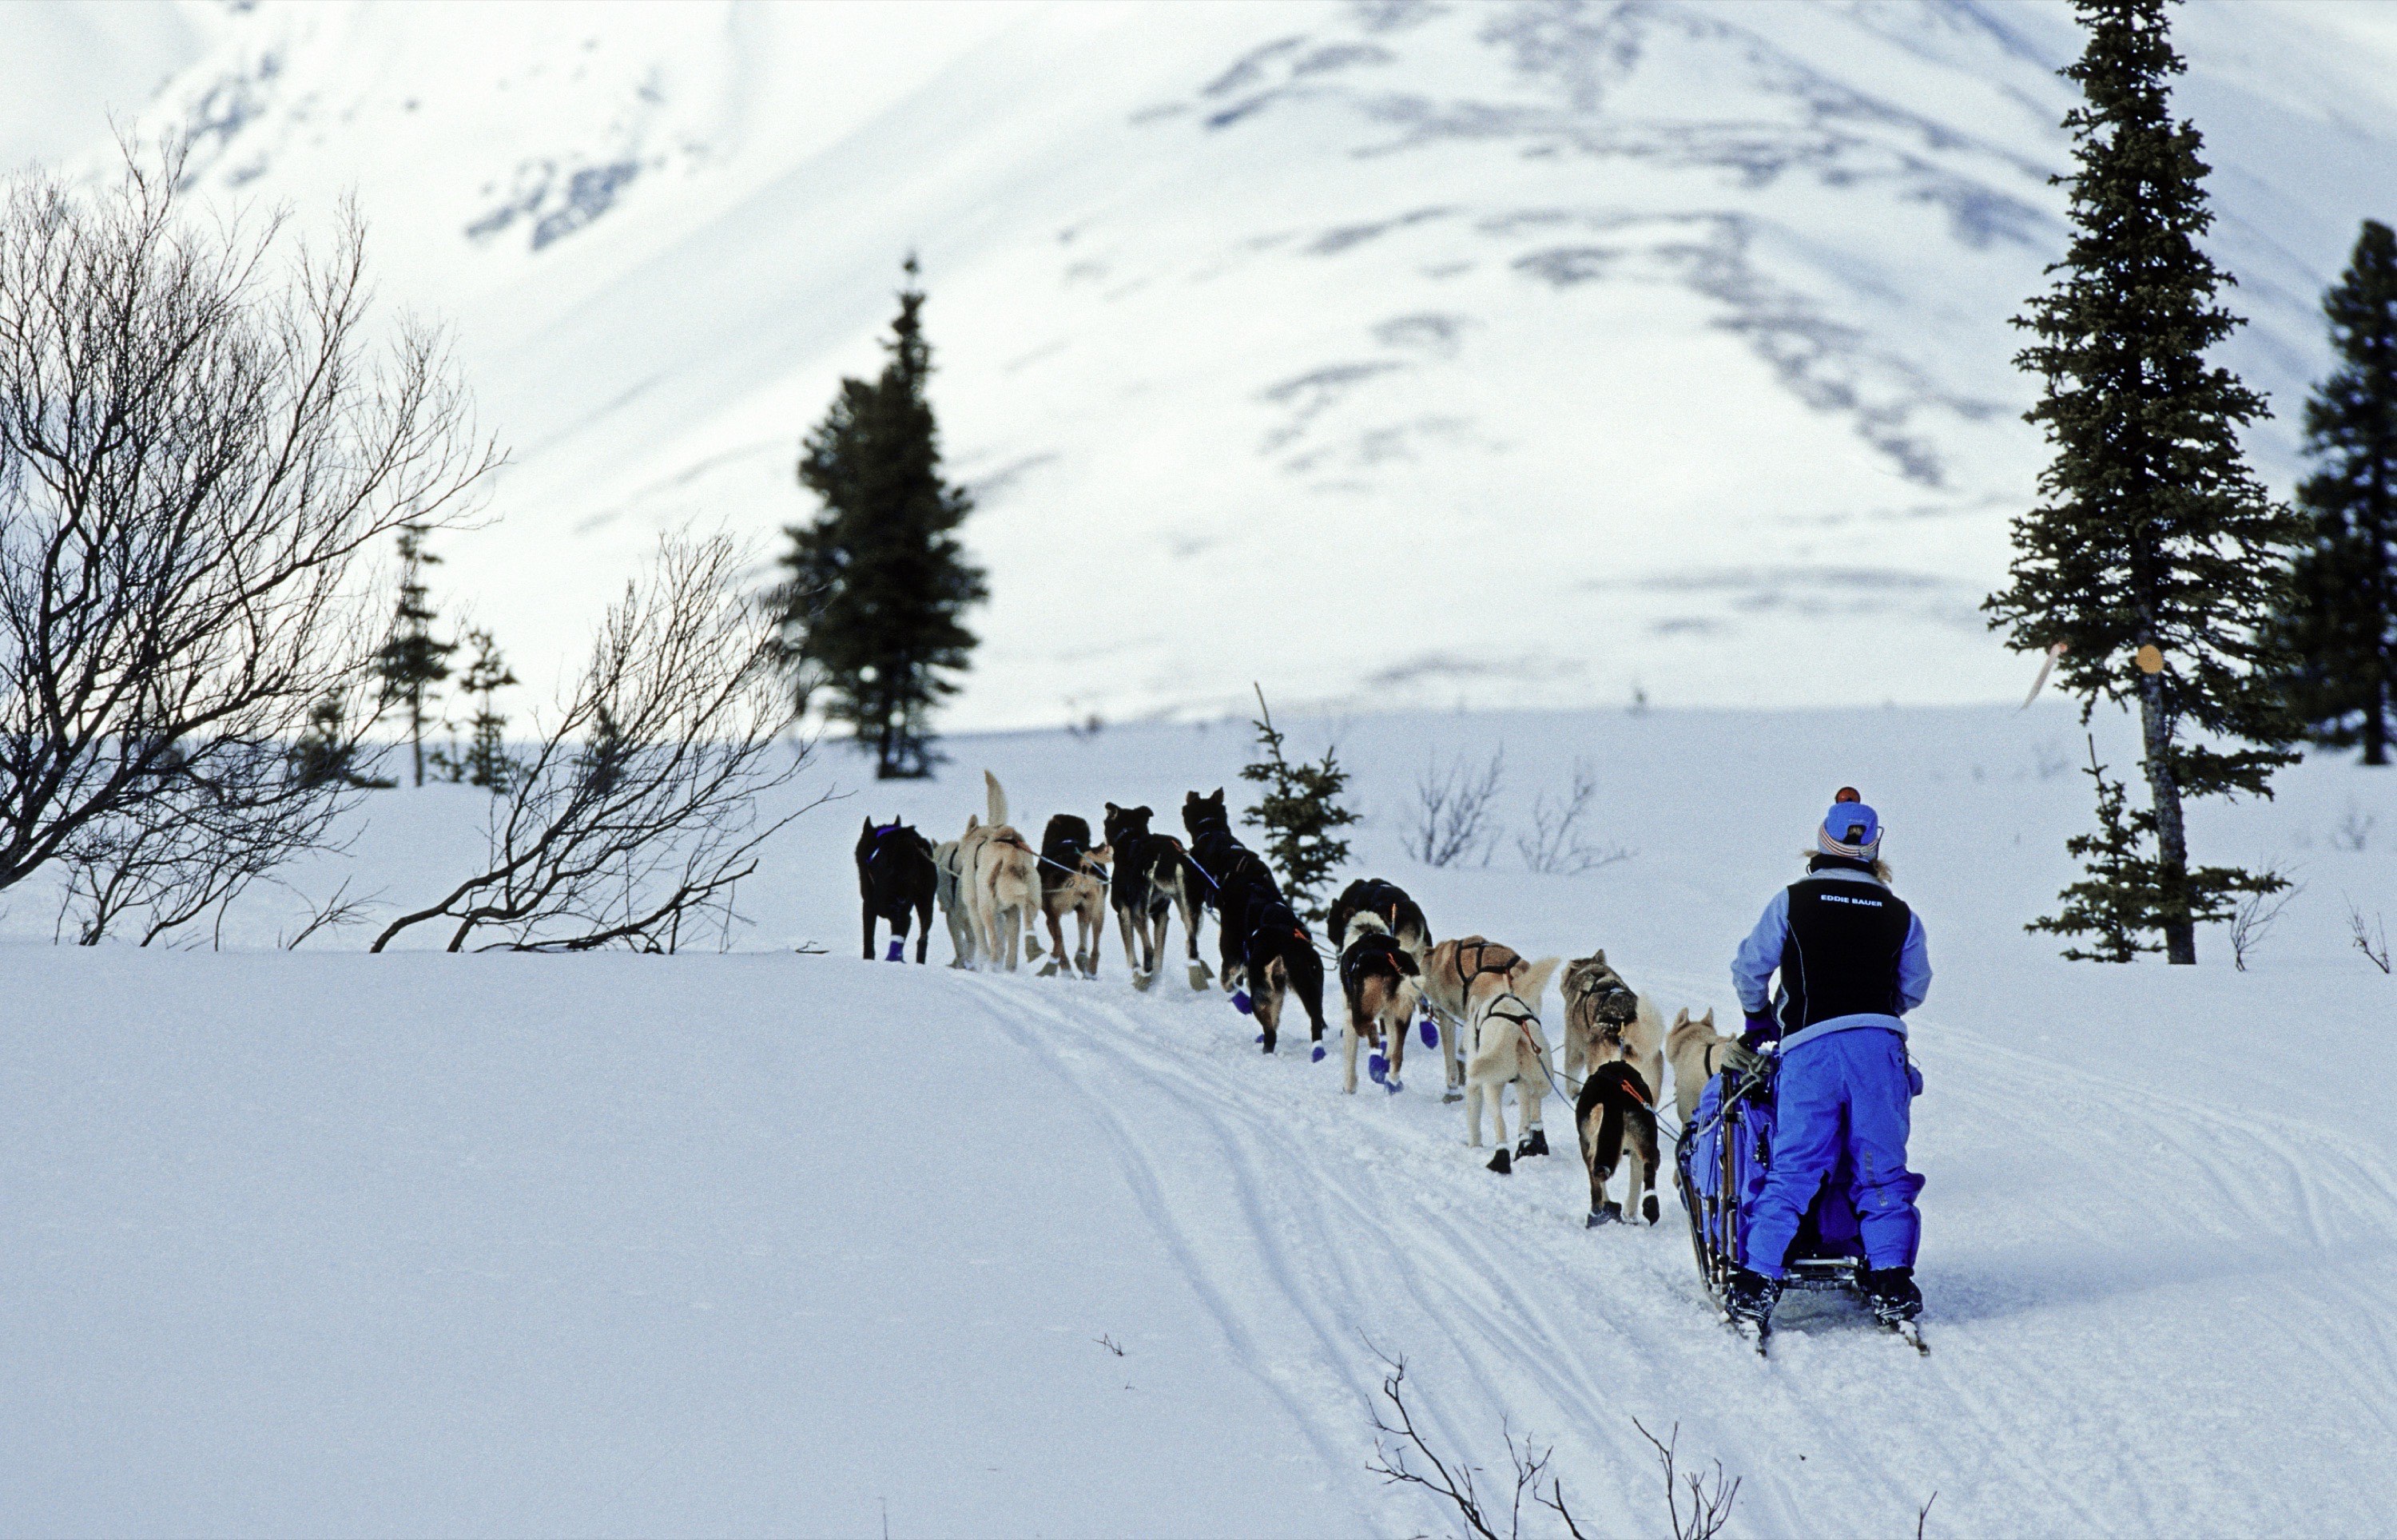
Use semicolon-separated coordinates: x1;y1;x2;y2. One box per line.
772;256;987;779
2277;219;2397;764
1986;0;2300;964
375;523;455;788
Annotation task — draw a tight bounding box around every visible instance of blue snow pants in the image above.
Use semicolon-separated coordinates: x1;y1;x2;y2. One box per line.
1740;1027;1924;1278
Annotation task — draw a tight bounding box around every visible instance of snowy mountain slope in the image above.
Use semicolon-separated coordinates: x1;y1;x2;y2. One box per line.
6;703;2395;1535
25;1;2397;728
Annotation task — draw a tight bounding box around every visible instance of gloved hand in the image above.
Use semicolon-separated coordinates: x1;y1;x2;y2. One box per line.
1740;1011;1777;1049
1721;1039;1767;1078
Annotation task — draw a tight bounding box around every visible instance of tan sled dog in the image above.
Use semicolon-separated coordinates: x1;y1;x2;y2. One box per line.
1664;1006;1735;1130
960;772;1040;971
1037;839;1113;978
1419;936;1540;1101
1560;951;1665;1105
933;838;976;967
1464;956;1560;1173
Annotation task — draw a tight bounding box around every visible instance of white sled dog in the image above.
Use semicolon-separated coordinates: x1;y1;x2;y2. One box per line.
1560;950;1665;1105
1664;1006;1735;1131
933;838;977;967
958;771;1040;971
1464;956;1560;1174
1418;936;1538;1102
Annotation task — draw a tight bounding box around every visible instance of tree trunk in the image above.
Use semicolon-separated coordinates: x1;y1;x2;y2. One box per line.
2137;671;2196;963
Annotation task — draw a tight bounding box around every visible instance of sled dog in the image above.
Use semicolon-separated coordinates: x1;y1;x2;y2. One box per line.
1338;913;1422;1093
1103;802;1210;991
1664;1006;1734;1131
1560;950;1665;1103
1464;957;1560;1173
1035;813;1111;978
856;817;936;963
1326;879;1431;965
1240;894;1329;1054
1418;936;1540;1101
1576;1060;1661;1225
932;837;976;967
960;771;1040;971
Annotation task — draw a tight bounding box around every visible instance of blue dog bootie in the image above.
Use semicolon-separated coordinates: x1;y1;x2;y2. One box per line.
1231;989;1252;1015
1368;1050;1388;1085
1420;1014;1438;1050
1310;1043;1326;1062
885;939;904;962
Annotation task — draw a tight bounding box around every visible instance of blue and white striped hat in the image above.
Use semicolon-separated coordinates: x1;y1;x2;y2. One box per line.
1819;788;1881;860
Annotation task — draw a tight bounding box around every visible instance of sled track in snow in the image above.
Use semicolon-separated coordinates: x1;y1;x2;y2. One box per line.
943;964;2397;1536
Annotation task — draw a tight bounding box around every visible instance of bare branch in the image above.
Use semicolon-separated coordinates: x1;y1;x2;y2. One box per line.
2347;897;2392;974
1409;748;1503;868
372;532;822;953
1517;758;1632;875
2226;864;2300;972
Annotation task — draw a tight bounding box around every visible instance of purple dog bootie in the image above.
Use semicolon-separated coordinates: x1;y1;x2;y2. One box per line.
885;939;904;962
1231;989;1252;1015
1420;1015;1438;1050
1368;1050;1388;1085
1310;1043;1326;1062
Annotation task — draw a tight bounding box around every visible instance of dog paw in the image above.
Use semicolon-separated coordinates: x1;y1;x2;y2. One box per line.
1587;1206;1619;1228
1517;1129;1550;1158
1642;1195;1660;1224
1487;1148;1513;1175
1385;1074;1403;1095
1189;964;1214;990
884;941;904;962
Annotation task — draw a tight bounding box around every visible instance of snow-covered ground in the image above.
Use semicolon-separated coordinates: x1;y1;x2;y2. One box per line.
14;1;2397;724
6;705;2395;1534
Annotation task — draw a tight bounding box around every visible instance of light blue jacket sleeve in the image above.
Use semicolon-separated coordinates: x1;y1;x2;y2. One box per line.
1731;889;1789;1016
1897;912;1931;1014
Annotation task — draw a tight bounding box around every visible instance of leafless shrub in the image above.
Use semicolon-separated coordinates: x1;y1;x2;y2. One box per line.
2333;802;2376;852
2226;866;2301;972
0;144;498;907
1517;759;1632;875
1632;1418;1741;1540
2348;899;2391;974
1409;748;1503;867
372;534;825;952
280;876;383;950
1918;1491;1939;1539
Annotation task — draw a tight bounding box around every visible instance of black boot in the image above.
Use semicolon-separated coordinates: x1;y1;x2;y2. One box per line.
1860;1266;1923;1325
1517;1127;1549;1159
1722;1267;1780;1332
1487;1146;1513;1175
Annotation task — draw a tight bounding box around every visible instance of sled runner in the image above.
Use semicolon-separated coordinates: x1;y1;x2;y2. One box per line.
1675;1057;1926;1354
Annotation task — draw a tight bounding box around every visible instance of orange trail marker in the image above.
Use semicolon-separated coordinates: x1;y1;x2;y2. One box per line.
2136;644;2164;674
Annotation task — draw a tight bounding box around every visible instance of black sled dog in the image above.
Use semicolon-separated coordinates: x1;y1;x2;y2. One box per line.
1183;788;1330;1054
856;817;937;963
1103;802;1210;990
1326;878;1431;964
1576;1061;1661;1225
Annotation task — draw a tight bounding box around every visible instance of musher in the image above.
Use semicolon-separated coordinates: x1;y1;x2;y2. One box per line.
1719;788;1930;1335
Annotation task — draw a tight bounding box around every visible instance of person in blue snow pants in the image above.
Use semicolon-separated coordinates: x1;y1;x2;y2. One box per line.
1719;788;1930;1332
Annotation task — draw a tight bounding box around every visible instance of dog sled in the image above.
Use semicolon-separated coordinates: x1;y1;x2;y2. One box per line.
1674;1056;1926;1355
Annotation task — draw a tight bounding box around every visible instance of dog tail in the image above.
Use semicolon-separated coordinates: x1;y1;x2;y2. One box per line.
984;770;1008;828
1519;956;1562;1016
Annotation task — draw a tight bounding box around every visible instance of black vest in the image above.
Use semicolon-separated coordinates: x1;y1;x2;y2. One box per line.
1775;874;1911;1034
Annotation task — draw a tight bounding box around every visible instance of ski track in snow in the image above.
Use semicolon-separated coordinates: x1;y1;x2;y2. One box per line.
943;955;2397;1537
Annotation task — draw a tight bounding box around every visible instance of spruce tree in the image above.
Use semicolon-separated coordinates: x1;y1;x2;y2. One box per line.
1238;687;1358;925
1986;0;2299;964
374;523;455;788
2278;219;2397;764
773;256;987;779
456;629;519;792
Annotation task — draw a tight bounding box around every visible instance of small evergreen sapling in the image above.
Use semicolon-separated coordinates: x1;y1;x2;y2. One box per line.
456;629;519;792
1238;686;1358;924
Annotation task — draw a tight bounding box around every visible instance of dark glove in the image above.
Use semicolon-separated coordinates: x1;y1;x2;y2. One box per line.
1740;1011;1778;1049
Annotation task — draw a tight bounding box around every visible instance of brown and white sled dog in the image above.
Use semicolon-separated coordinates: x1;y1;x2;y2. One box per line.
1338;914;1422;1094
933;838;976;967
1560;951;1665;1106
1036;815;1112;978
1664;1006;1734;1131
1576;1061;1661;1226
959;771;1040;971
1419;936;1538;1102
1464;956;1560;1174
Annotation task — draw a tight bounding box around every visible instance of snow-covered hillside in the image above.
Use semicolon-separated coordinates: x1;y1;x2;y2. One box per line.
18;0;2397;728
6;705;2395;1534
